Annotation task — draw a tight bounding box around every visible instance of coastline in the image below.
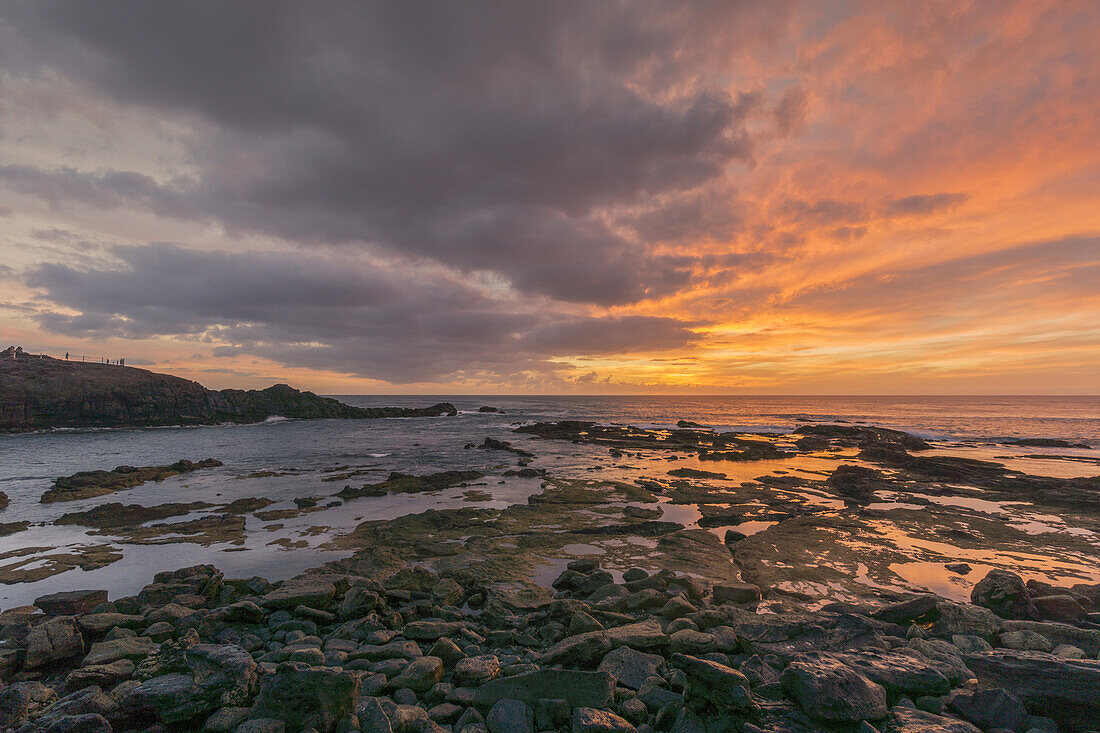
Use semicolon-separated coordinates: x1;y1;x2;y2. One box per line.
0;401;1097;731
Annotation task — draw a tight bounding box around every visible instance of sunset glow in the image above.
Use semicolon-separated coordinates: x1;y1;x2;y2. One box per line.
1;1;1097;393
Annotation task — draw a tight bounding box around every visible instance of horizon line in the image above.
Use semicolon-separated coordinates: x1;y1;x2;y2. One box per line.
321;393;1100;398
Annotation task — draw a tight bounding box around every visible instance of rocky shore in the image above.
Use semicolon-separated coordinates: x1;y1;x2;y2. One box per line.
0;348;456;432
1;405;1097;732
0;559;1097;733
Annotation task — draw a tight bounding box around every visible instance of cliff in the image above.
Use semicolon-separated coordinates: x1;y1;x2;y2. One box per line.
0;347;456;432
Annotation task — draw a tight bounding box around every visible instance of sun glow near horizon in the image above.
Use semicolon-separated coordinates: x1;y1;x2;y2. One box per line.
0;1;1097;395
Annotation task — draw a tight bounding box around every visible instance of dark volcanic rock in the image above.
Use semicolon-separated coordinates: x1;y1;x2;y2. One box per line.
668;468;727;479
1005;437;1090;449
55;501;213;527
971;570;1036;620
858;445;1100;513
337;470;484;499
473;670;614;709
885;707;981;733
964;650;1100;732
515;420;793;461
825;464;894;504
34;590;108;616
948;688;1030;733
0;349;457;431
794;424;931;450
0;521;29;536
780;651;888;723
248;662;360;733
474;436;534;457
41;460;223;503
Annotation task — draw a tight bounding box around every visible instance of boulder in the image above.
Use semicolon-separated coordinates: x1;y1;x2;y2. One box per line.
836;648;954;697
1000;619;1100;657
348;639;422;663
970;570;1035;619
37;713;113;733
905;638;971;683
356;697;393;733
669;629;716;655
34;686;118;723
597;647;665;690
486;698;533;733
82;636;156;666
454;655;501;686
0;682;56;728
872;595;939;625
473;670;614;709
1031;594;1087;623
262;580;336;610
61;659;136;693
336;584;380;620
884;707;981;733
928;601;1002;640
237;719;286;733
201;706;251;732
428;637;465;667
76;613;145;635
998;629;1053;652
572;707;637;732
670;653;753;711
34;590;108;616
780;651;888;723
541;632;612;666
126;643;257;723
387;656;443;693
964;650;1100;733
403;620;465;641
248;662;360;733
603;619;667;651
712;582;761;604
948;688;1030;733
26;618;84;669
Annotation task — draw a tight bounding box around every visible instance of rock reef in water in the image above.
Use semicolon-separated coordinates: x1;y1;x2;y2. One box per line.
0;348;457;432
514;420;794;461
41;459;224;503
336;470;485;500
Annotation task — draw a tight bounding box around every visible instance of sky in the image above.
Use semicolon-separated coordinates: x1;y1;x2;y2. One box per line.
0;1;1097;395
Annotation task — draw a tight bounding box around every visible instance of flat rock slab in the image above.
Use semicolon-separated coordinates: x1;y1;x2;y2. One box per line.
34;590;108;615
76;613;145;634
83;637;156;666
597;647;665;690
780;651;887;724
835;648;954;697
25;618;84;669
262;581;336;610
473;670;614;709
964;650;1100;733
884;708;981;733
1000;619;1100;657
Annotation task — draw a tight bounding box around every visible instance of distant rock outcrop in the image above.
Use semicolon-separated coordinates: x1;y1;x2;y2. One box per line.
0;347;456;432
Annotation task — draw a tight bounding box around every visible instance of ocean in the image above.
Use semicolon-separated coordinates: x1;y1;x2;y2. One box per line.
1;395;1097;609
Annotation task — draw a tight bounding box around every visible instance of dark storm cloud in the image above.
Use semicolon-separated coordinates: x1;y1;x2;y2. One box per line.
0;165;196;217
25;245;700;382
0;1;792;305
